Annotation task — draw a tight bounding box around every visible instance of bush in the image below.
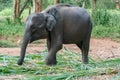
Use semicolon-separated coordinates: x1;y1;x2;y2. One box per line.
95;0;115;9
109;10;120;27
0;0;13;11
92;9;111;26
61;0;90;8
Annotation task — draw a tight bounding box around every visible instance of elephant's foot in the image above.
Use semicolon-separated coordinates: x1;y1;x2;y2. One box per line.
82;58;88;64
45;57;57;66
83;61;88;64
17;59;23;65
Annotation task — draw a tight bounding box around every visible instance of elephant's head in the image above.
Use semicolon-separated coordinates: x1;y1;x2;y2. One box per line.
17;9;57;65
27;13;57;43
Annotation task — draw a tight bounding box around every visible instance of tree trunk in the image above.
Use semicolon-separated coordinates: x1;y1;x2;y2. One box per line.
82;1;85;8
115;0;120;9
29;6;31;15
93;0;97;8
54;0;60;4
33;0;42;13
19;0;29;17
13;0;20;18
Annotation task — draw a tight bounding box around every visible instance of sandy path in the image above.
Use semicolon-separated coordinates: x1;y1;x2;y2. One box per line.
0;38;120;60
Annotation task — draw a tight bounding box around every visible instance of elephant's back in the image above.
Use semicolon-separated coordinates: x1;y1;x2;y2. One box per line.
59;7;91;44
59;6;89;20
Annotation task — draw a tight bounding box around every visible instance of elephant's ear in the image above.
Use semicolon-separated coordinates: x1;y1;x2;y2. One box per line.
47;7;58;16
46;15;56;31
46;8;58;31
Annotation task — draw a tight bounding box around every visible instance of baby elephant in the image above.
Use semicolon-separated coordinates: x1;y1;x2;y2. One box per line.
17;4;92;65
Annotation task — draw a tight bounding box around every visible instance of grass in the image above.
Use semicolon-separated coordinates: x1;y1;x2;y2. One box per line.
0;22;24;36
0;48;120;79
0;41;17;47
0;8;13;17
92;25;120;38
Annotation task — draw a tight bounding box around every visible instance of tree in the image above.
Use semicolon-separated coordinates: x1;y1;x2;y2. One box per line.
115;0;120;9
13;0;30;20
33;0;42;13
13;0;43;22
13;0;20;18
19;0;29;17
54;0;60;4
93;0;97;8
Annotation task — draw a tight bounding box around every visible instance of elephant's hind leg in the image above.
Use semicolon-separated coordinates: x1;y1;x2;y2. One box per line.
77;40;90;64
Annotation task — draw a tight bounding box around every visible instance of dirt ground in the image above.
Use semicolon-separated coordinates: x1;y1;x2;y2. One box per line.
0;38;120;80
0;38;120;61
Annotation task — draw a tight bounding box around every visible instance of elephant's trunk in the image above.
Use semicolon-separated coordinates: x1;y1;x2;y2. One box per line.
17;32;30;65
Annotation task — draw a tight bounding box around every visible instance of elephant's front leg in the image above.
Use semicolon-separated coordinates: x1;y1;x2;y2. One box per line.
47;38;51;51
46;39;62;65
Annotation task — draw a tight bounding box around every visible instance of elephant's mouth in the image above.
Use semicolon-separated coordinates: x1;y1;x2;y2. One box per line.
29;40;32;43
29;38;33;43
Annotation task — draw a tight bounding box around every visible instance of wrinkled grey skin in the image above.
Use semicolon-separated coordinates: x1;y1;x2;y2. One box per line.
17;4;92;65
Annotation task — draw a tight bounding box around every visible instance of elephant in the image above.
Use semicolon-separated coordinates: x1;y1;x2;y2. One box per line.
17;3;92;65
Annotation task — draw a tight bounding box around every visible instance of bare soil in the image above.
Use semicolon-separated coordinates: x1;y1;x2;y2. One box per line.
0;38;120;60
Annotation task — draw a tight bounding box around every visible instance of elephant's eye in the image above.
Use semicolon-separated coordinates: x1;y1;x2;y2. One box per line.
31;25;37;32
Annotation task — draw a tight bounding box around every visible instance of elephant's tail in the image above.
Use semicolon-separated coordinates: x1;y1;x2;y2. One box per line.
89;20;92;32
87;18;92;38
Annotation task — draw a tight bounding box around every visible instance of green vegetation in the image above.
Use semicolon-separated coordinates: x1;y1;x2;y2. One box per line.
92;25;120;38
0;8;120;39
91;9;120;39
0;0;12;11
0;0;120;40
0;48;120;79
0;41;17;47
